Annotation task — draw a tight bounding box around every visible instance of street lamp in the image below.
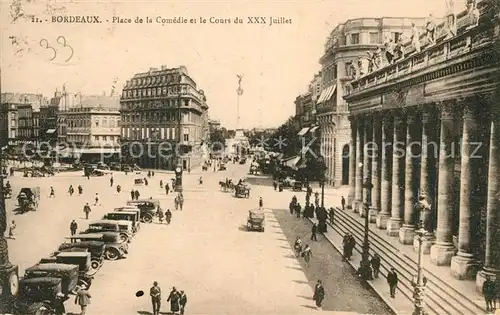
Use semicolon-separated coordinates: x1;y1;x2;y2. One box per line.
174;86;187;192
317;155;326;208
359;161;373;280
412;220;428;315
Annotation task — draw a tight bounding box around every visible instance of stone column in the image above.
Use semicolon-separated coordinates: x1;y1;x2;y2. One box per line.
387;114;406;236
451;104;481;279
476;116;500;292
377;113;392;229
370;115;381;223
430;104;458;266
361;117;372;218
399;113;421;244
354;118;364;213
347;118;356;209
413;110;437;255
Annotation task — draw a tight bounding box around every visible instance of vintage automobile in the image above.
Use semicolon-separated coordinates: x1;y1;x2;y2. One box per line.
55;241;106;269
23;263;79;295
235;184;250;198
54;251;98;281
247;209;265;232
239;157;247;164
64;233;128;261
91;169;106;176
3;186;12;199
219;163;227;171
134;178;144;185
13;277;65;315
82;220;133;243
292;180;303;192
126;199;161;223
104;211;141;233
17;187;40;211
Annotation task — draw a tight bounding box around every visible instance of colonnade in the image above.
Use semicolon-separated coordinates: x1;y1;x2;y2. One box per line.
347;99;499;287
320;124;335;185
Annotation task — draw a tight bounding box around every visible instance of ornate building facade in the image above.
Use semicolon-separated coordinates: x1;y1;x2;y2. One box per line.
319;17;426;187
344;0;498;294
120;65;209;170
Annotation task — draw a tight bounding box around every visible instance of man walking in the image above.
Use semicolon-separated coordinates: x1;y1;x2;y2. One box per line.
83;203;91;220
295;202;302;218
313;280;325;310
74;285;91;315
341;196;346;210
179;290;187;315
94;193;100;206
342;233;349;261
329;207;335;225
110;176;114;187
130;190;135;200
70;220;78;241
258;197;263;210
165;183;170;195
150;281;161;315
134;190;140;200
310;223;318;241
387;267;398;298
371;253;381;278
483;275;495;312
49;186;55;198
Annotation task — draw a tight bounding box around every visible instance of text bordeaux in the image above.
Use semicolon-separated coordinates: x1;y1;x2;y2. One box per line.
52;15;101;23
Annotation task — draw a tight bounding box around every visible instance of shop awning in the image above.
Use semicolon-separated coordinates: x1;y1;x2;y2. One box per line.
46;129;56;134
309;126;319;133
297;127;309;136
285;156;301;168
317;88;328;104
317;85;337;104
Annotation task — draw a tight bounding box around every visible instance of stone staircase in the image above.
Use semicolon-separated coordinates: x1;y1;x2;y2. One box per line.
329;207;485;315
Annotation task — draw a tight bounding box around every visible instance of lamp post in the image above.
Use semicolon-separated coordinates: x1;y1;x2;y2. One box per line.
412;220;428;315
317;156;326;208
174;86;186;192
359;162;373;280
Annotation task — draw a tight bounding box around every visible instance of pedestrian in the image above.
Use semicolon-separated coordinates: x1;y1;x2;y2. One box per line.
483;275;495;312
387;267;398;298
342;233;349;261
341;196;346;210
167;287;181;315
371;253;381;278
311;223;318;241
347;233;356;260
83;203;91;220
301;244;312;266
165;183;170;195
292;195;297;205
165;209;172;224
78;185;83;195
160;180;163;189
144;178;149;186
54;292;69;315
130;190;135;200
295;202;302;218
94;193;100;206
329;207;335;225
70;220;78;237
110;176;114;187
74;285;92;315
68;185;74;196
188;167;191;173
150;281;161;315
116;185;121;193
148;171;151;178
199;176;203;185
294;236;303;257
273;180;277;191
313;280;325;310
259;197;263;210
158;209;164;223
174;196;179;210
134;190;140;200
289;201;295;215
179;290;187;315
8;220;16;239
50;186;55;198
152;171;155;177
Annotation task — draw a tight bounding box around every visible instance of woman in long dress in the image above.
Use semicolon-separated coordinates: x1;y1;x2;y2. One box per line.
167;287;180;314
302;244;312;266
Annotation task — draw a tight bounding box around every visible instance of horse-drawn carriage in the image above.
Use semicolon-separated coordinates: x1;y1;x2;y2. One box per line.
219;180;235;192
17;187;40;211
235;184;250;198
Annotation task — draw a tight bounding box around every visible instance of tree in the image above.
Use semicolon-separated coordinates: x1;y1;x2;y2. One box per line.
268;116;301;158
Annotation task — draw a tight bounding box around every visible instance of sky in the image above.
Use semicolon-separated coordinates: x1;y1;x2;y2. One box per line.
1;0;465;129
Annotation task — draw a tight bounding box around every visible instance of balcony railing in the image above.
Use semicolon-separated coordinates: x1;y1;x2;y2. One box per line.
347;2;494;95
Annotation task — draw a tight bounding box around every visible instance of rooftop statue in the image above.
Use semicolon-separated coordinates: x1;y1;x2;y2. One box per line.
410;23;421;52
425;14;437;45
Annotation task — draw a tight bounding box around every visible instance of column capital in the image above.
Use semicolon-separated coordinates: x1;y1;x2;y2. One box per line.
439;101;458;120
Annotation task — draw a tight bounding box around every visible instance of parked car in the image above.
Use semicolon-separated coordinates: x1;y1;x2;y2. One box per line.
64;233;128;261
219;163;227;171
54;251;99;281
17;187;40;212
247;209;265;232
14;277;64;315
82;220;133;243
23;263;79;295
104;211;141;232
55;241;106;269
126;199;161;223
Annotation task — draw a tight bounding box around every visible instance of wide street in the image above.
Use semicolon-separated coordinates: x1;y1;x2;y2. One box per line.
6;160;391;314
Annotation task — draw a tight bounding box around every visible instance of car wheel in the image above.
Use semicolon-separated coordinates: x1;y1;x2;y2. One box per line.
105;248;120;260
261;228;265;232
90;260;100;269
119;233;129;243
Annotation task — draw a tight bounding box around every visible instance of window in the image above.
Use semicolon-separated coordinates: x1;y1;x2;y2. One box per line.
103;118;108;126
345;61;353;77
152;89;156;96
369;32;380;44
11;119;16;127
184;99;189;106
103;136;107;141
333;64;338;80
393;32;401;42
95;136;99;141
95;118;99;127
351;33;360;45
183;134;189;142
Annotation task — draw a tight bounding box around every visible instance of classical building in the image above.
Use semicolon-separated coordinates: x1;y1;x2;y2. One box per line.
344;0;497;297
63;95;121;162
120;65;209;170
318;16;427;187
40;87;78;144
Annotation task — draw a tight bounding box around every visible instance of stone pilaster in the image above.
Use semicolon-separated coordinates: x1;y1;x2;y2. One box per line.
354;118;364;213
430;103;457;266
377;114;392;229
400;113;421;244
413;110;437;255
476;115;500;293
347;118;356;209
361;117;372;218
387;114;405;237
370;116;381;223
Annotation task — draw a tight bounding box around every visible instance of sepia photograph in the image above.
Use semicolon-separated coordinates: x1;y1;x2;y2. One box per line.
0;0;499;314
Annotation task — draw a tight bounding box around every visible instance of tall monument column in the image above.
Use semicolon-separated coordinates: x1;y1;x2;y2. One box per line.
451;103;481;279
399;113;421;244
354;118;364;213
476;114;500;292
347;118;357;209
370;115;381;223
387;114;406;236
430;103;457;266
377;113;392;229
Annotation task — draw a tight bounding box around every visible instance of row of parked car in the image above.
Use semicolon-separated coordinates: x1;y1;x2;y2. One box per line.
12;198;163;315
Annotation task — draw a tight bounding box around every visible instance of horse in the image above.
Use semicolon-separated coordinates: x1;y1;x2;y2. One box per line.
202;165;207;171
219;181;227;191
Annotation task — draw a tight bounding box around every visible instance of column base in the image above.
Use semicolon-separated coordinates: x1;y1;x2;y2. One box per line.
386;218;402;237
450;253;479;280
376;212;390;229
347;193;355;209
430;243;457;266
368;207;378;223
476;268;499;295
399;225;415;245
354;199;362;213
413;233;435;255
359;206;367;218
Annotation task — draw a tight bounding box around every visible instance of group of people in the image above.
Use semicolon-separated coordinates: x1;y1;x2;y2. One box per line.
150;282;187;315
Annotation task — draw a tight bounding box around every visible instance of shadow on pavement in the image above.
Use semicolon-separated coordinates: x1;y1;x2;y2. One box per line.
301;304;317;309
271;207;393;314
283;254;296;259
297;294;313;300
238;225;248;231
293;279;309;284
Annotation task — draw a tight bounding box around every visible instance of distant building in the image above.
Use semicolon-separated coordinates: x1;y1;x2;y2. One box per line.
208;119;221;132
120;65;209;170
